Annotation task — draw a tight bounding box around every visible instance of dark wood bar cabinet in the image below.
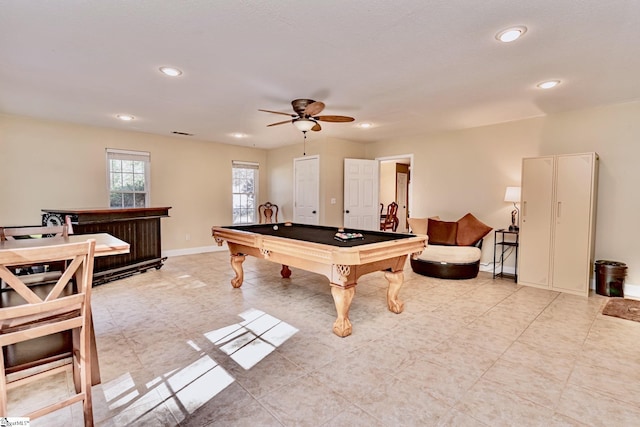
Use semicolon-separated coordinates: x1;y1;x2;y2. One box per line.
41;207;171;284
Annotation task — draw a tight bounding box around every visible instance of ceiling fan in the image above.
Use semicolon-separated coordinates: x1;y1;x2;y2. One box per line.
259;99;354;132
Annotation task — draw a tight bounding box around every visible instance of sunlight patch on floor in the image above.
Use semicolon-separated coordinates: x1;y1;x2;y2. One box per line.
205;308;298;369
97;308;297;421
103;372;141;410
163;356;234;414
102;356;234;417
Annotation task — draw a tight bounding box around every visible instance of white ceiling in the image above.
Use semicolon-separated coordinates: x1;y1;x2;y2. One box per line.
2;1;639;149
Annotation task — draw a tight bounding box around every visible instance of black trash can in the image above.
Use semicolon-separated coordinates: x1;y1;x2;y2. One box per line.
595;260;627;297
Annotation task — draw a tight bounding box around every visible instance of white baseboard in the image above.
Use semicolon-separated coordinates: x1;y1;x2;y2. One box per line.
623;283;640;300
589;278;640;300
163;248;639;300
479;263;516;275
481;263;639;299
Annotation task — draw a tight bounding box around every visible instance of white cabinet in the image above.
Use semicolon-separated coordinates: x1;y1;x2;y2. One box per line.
518;153;599;296
518;156;555;288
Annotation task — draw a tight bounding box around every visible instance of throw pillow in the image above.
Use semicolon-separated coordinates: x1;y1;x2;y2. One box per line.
456;213;492;246
427;218;458;245
407;217;428;235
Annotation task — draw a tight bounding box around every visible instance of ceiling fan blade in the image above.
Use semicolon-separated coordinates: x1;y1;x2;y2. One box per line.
315;115;355;123
266;119;292;127
304;101;325;116
259;109;296;117
311;123;321;132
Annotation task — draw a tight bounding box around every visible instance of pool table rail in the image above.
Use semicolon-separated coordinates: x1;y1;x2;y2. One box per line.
212;226;426;266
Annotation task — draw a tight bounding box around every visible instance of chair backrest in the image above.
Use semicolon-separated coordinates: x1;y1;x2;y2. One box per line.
0;225;72;286
0;239;96;332
381;202;399;232
258;202;279;224
0;225;69;241
0;239;96;421
387;202;398;217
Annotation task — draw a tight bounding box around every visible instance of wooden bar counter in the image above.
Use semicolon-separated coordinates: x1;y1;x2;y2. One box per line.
41;207;171;284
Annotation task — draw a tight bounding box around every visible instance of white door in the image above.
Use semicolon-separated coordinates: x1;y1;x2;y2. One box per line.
396;171;408;232
293;156;320;224
343;158;379;230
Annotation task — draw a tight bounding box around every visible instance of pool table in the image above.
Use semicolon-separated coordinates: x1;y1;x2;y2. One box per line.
212;223;427;337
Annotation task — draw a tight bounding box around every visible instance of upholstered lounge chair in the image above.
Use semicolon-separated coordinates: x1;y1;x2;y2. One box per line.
408;213;492;279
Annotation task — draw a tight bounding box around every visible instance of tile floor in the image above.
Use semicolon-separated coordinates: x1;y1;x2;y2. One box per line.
8;251;640;426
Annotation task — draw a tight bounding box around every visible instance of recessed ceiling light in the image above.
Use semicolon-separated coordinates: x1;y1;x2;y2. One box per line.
358;122;373;129
495;26;527;43
537;80;561;89
231;132;247;138
159;66;183;77
116;114;135;121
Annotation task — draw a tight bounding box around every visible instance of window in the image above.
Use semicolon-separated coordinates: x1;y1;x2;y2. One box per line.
232;161;258;224
106;149;150;208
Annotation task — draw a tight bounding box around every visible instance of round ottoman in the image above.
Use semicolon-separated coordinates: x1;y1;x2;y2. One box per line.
410;245;482;280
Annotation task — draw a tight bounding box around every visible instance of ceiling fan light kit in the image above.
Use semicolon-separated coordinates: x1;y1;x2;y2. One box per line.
293;118;317;132
260;98;354;133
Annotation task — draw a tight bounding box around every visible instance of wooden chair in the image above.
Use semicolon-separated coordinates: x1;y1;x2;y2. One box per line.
258;202;279;224
0;224;69;241
0;239;96;425
0;225;71;286
380;202;399;232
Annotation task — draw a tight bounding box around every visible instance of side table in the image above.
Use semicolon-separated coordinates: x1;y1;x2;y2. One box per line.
493;229;519;282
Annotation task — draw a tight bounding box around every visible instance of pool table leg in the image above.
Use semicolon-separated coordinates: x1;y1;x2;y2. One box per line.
384;270;405;314
230;254;245;288
330;285;355;337
280;265;291;278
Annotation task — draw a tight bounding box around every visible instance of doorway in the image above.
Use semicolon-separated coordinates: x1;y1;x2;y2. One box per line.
378;155;412;233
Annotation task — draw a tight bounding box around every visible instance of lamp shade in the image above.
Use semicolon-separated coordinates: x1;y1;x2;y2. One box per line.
293;118;317;132
504;186;521;203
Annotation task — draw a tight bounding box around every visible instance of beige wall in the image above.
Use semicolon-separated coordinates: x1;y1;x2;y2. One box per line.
365;101;640;285
266;136;367;226
0;114;267;252
3;101;639;286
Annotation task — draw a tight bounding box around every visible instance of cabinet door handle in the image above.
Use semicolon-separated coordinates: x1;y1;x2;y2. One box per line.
557;201;562;218
522;201;527;220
